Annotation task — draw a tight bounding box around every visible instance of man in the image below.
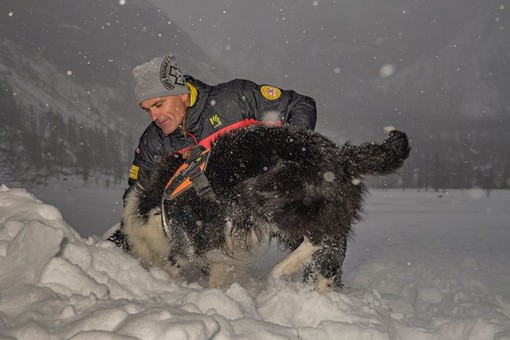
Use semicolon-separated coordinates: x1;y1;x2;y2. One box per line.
109;53;316;247
127;53;317;194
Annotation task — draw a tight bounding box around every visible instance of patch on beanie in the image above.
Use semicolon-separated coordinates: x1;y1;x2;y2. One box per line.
160;56;186;91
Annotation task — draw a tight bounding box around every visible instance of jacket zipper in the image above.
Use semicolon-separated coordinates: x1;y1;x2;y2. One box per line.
179;112;198;145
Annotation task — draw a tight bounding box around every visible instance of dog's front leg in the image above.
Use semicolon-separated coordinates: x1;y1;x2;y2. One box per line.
206;250;252;288
270;237;318;280
305;236;348;293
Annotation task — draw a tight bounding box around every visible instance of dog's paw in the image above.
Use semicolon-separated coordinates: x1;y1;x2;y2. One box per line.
316;274;335;293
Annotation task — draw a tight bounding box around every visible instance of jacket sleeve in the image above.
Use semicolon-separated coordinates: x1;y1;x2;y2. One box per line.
124;124;164;202
279;89;317;130
234;79;317;130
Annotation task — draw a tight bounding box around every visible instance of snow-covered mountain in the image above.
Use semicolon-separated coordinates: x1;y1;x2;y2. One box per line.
0;0;227;184
0;39;128;132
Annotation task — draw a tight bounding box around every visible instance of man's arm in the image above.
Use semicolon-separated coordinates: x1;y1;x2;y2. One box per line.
279;90;317;130
232;79;317;130
124;125;164;202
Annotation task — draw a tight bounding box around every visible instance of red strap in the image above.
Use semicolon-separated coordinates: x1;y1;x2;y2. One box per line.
178;119;282;154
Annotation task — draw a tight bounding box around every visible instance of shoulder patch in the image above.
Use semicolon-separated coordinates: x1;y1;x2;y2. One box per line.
260;85;282;100
129;165;140;180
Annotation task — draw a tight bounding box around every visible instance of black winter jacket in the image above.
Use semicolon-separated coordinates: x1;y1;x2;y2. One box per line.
127;76;317;191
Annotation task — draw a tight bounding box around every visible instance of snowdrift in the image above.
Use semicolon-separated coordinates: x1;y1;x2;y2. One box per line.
1;185;509;339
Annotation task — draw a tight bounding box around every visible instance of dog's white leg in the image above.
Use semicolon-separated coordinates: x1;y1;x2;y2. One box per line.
208;262;236;288
316;273;334;293
206;249;251;288
270;237;318;279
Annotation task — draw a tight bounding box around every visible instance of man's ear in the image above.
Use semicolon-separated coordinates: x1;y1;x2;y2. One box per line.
180;94;189;102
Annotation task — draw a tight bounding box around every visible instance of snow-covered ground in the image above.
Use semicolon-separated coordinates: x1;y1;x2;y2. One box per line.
1;184;509;339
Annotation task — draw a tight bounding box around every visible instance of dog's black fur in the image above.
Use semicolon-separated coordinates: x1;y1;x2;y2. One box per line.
119;125;410;291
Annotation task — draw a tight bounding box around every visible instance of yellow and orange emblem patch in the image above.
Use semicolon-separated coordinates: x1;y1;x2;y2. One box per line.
260;85;282;100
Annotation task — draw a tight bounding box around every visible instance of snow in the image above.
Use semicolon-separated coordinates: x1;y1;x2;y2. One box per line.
1;184;510;339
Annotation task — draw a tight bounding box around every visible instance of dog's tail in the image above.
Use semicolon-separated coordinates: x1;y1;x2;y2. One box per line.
340;129;410;177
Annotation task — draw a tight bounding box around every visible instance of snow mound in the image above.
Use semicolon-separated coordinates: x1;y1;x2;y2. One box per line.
1;185;509;339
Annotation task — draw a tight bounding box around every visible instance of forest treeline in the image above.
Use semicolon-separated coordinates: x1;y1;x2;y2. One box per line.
2;92;508;190
1;93;133;186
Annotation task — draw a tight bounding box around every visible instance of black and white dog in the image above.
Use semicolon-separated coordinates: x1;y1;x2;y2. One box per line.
117;125;410;292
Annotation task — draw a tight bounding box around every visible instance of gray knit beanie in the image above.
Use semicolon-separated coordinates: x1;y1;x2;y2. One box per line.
133;54;189;103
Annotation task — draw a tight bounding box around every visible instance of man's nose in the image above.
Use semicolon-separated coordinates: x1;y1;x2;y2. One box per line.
148;109;159;121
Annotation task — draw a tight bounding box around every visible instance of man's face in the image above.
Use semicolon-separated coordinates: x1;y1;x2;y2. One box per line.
140;95;188;135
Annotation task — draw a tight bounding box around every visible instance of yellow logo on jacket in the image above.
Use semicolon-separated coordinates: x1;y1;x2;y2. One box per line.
261;85;282;100
209;114;223;129
129;165;139;180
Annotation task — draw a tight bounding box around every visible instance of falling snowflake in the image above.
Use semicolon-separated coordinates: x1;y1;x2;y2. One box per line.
323;171;336;183
379;63;396;78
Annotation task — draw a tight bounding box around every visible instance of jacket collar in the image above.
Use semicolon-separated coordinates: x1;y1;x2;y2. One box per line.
187;82;198;107
182;75;210;134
